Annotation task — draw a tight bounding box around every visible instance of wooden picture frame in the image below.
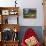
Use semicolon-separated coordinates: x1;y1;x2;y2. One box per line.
2;10;9;15
9;10;18;15
23;8;36;18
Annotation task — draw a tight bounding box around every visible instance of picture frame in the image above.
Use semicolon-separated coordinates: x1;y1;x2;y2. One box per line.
23;8;36;18
9;10;18;15
2;10;9;15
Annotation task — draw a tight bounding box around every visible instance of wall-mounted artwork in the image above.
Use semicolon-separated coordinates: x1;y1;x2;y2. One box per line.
2;10;9;15
23;8;36;18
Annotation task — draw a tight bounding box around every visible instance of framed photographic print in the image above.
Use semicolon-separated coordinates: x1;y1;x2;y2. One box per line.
10;11;15;15
9;10;15;15
23;8;36;18
9;10;18;15
2;10;9;15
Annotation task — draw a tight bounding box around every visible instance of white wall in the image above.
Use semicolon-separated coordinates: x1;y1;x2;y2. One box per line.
0;0;15;7
18;0;44;26
0;0;44;26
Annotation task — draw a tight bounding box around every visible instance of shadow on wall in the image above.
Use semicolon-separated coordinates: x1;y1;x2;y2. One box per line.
18;26;44;44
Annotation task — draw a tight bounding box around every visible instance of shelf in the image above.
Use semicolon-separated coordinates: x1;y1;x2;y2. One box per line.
1;15;18;24
2;40;19;43
0;24;20;32
0;7;19;46
0;7;19;10
2;41;19;46
0;7;19;24
0;7;19;15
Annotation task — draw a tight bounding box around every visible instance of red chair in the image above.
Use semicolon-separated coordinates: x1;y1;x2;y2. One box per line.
21;28;41;46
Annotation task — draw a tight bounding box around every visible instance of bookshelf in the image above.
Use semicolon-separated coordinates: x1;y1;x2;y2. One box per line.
0;7;20;46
